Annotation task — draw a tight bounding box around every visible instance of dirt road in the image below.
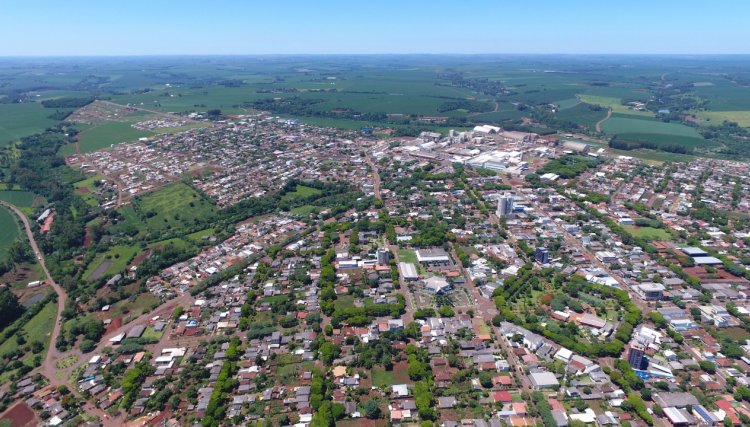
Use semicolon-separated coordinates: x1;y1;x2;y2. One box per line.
595;108;612;133
0;202;68;380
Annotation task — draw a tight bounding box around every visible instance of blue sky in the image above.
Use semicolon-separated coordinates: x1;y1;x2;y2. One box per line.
2;0;750;55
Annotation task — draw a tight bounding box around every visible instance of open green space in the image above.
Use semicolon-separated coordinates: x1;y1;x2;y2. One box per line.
290;205;319;216
0;301;56;363
112;182;218;239
83;244;140;281
0;206;19;261
623;226;673;241
75;121;155;154
371;366;396;388
281;185;322;202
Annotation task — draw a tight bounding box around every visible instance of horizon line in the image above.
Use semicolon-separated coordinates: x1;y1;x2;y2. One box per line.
3;52;750;58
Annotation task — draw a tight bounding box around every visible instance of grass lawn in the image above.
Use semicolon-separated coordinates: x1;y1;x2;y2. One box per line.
371;366;396;387
397;249;418;264
290;205;318;216
142;326;164;341
281;185;322;202
0;206;19;261
185;228;216;242
334;295;355;310
623;225;672;241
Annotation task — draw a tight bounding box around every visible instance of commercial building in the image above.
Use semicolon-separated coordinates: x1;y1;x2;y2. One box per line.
377;248;390;266
529;372;560;389
628;343;647;370
497;193;514;218
634;283;666;301
424;276;453;294
535;247;550;264
415;248;451;264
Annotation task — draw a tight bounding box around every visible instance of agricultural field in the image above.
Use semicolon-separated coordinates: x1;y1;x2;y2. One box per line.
577;95;652;117
0;190;39;208
555;102;608;130
0;206;19;261
696;110;750;127
0;102;61;146
602;114;712;149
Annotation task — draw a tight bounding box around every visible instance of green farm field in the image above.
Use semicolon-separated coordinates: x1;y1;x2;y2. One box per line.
577;95;652;117
0;206;19;260
0;190;39;208
697;110;750;127
0;102;62;146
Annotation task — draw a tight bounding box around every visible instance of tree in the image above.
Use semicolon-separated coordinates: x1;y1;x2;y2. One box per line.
363;399;381;419
0;287;23;329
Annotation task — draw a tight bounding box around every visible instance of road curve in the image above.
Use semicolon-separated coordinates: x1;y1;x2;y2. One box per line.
0;202;68;380
0;202;123;425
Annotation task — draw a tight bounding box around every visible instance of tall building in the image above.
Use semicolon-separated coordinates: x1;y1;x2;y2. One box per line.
496;193;514;218
535;247;550;264
377;248;389;266
627;343;647;370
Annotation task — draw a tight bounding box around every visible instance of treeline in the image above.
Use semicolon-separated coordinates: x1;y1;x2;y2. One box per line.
40;97;94;109
437;100;493;113
5;126;93;289
436;72;506;97
609;137;692;154
538;155;600;179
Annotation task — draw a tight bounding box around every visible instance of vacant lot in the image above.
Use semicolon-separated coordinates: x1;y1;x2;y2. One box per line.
0;402;37;427
76;121;155;153
84;244;140;281
371;366;396;388
623;226;672;241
